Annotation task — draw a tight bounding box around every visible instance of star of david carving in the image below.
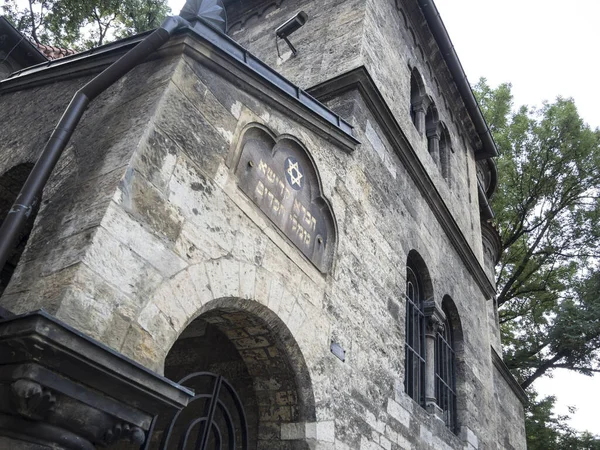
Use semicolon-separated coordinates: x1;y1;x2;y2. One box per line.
286;159;303;188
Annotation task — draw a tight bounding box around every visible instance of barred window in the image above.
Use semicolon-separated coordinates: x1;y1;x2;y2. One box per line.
404;264;426;406
435;313;457;432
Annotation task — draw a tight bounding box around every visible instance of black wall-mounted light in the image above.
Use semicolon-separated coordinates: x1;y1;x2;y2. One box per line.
275;11;308;57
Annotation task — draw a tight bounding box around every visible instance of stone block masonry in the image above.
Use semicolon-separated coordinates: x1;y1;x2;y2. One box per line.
0;1;526;448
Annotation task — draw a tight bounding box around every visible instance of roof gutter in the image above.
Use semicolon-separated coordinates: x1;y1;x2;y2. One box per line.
416;0;497;160
0;16;189;317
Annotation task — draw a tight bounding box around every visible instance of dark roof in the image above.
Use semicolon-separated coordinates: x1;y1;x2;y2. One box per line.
0;17;47;67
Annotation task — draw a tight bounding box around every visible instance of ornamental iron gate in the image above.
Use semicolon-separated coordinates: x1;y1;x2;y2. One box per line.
142;372;248;450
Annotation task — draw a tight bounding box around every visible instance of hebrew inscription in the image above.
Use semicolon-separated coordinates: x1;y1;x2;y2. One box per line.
236;128;335;273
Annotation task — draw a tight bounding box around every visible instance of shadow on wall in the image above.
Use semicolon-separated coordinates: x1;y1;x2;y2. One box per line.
0;163;36;297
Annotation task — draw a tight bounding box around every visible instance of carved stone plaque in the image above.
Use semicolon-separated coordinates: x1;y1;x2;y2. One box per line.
236;127;335;273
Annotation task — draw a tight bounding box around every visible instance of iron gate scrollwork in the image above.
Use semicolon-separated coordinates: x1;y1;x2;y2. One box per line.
142;372;248;450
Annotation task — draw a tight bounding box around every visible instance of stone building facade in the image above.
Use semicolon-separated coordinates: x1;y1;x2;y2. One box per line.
0;0;527;449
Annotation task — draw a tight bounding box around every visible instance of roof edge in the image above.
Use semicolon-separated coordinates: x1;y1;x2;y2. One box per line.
0;16;48;66
416;0;498;160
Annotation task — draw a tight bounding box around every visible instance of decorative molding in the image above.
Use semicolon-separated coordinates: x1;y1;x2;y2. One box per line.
491;347;528;406
481;220;502;267
103;422;146;446
0;311;193;448
307;67;496;300
10;380;56;420
227;0;284;31
476;158;498;199
0;27;360;154
423;300;446;336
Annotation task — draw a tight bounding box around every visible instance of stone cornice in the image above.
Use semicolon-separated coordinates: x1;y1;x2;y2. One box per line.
0;310;193;447
491;346;528;406
307;66;496;300
0;26;360;154
0;310;192;409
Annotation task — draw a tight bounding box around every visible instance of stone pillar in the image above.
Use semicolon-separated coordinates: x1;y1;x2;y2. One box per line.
414;102;426;135
427;129;440;167
424;300;445;420
0;311;193;449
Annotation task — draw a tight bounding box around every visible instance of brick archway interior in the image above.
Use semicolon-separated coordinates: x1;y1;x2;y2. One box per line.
161;306;313;450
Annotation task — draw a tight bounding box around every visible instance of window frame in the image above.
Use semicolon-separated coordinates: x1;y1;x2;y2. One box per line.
404;264;426;407
435;315;458;433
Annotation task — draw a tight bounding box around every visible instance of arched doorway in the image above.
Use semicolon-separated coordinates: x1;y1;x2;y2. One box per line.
143;299;316;450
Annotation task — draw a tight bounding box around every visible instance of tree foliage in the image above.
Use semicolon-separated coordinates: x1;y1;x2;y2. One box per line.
476;78;600;445
526;393;600;450
475;78;600;390
2;0;170;50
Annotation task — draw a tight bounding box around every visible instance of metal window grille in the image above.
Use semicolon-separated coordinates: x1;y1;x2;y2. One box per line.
404;266;425;407
435;319;457;432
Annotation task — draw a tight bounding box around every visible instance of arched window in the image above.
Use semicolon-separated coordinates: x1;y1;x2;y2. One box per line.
404;251;432;406
425;102;440;166
436;297;460;433
410;69;426;134
439;123;451;182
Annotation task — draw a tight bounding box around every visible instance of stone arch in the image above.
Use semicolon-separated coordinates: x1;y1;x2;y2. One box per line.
406;249;434;301
439;121;452;182
425;98;439;133
441;295;463;354
397;5;408;27
409;28;417;47
233;124;336;273
0;163;36;296
426;62;433;80
425;100;441;165
441;294;464;433
161;297;317;449
410;68;426;134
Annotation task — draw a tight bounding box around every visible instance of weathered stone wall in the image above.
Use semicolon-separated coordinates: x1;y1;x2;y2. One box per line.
493;369;527;450
0;22;525;450
228;0;367;90
0;56;180;332
361;0;482;256
226;0;486;275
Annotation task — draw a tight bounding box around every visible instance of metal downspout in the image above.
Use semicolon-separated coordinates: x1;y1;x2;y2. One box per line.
0;16;189;316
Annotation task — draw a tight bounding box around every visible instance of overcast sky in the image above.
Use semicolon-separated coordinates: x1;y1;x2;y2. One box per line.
168;0;600;434
435;0;600;130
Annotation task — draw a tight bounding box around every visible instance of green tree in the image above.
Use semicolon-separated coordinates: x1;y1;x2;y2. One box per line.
1;0;170;50
475;78;600;447
525;393;600;450
525;394;570;450
475;78;600;389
